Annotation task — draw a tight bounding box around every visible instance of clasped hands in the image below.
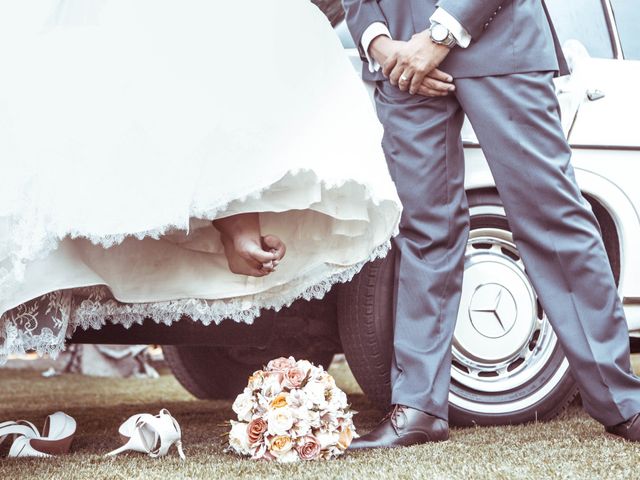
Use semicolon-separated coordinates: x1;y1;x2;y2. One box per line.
370;30;455;97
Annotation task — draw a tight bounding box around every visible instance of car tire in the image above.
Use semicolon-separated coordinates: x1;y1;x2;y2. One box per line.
338;189;579;425
337;250;395;410
163;345;335;400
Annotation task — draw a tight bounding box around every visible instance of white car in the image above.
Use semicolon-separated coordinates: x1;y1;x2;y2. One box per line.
334;0;640;425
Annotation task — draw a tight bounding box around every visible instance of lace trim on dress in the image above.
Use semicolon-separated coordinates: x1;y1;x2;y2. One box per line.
70;241;390;331
0;290;72;361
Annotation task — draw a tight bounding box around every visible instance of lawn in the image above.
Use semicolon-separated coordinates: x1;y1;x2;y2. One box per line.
2;358;640;480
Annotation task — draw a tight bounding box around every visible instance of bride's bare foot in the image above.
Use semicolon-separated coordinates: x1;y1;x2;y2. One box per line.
213;213;286;277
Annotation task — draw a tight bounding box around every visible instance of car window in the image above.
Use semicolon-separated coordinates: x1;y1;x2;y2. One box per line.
544;0;615;59
610;0;640;60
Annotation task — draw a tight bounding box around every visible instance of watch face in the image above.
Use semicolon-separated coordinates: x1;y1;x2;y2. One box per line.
431;24;449;42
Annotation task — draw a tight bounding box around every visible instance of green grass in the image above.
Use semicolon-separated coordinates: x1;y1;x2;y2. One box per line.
2;360;640;480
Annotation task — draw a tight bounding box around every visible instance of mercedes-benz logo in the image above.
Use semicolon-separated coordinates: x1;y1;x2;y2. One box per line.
468;283;517;339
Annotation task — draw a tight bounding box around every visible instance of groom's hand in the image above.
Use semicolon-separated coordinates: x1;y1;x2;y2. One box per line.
383;30;453;95
370;35;454;97
415;69;455;97
369;36;406;69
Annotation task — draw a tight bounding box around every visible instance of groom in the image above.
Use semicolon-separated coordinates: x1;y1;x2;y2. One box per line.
343;0;640;448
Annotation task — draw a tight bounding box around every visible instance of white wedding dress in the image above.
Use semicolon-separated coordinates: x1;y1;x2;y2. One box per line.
0;0;401;361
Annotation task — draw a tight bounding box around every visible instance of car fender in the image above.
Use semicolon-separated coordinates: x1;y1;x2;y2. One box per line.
465;150;640;329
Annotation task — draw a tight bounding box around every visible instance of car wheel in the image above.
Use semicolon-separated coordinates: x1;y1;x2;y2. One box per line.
163;344;335;400
338;189;579;425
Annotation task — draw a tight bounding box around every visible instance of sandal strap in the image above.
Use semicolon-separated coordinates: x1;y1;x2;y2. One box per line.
0;421;41;448
8;436;51;458
105;414;155;457
42;412;76;439
146;410;185;460
0;420;40;437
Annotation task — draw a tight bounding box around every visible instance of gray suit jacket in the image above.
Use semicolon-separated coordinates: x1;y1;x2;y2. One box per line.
342;0;568;81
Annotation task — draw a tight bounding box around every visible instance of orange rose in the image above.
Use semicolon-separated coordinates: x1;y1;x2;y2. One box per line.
270;435;292;454
296;435;322;460
337;426;354;450
269;392;289;409
247;418;267;445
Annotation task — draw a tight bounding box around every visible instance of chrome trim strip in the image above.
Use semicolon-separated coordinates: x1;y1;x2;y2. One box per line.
463;143;640;151
602;0;624;59
569;144;640;151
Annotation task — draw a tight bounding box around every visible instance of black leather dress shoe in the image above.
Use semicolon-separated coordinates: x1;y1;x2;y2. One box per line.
605;413;640;441
349;404;449;450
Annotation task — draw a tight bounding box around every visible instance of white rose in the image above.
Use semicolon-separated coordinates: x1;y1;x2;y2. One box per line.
295;360;314;377
309;409;322;428
275;448;299;463
287;389;311;409
328;388;348;410
294;406;321;429
255;392;271;414
320;411;339;430
316;371;336;390
228;420;251;455
267;407;295;436
304;381;328;409
232;389;254;422
291;418;312;437
315;429;340;449
262;374;283;398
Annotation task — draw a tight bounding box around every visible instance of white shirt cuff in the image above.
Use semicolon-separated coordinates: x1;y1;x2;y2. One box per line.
361;22;392;72
430;7;472;48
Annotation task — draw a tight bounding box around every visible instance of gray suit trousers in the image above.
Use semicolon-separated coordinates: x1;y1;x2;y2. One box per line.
375;71;640;426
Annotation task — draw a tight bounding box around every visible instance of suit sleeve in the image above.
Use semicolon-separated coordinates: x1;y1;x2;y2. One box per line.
342;0;388;60
436;0;510;39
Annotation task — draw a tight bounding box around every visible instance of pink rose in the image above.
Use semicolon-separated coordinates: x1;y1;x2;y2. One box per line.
247;418;268;446
267;357;296;373
283;367;306;389
296;435;322;461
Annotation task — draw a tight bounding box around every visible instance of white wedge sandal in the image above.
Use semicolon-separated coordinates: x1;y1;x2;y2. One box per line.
106;409;186;460
0;412;76;458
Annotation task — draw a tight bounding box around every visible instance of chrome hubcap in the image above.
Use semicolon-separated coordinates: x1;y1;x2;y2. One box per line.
450;206;565;406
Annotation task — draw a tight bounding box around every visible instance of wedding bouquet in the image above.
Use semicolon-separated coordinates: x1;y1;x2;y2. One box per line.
227;356;357;462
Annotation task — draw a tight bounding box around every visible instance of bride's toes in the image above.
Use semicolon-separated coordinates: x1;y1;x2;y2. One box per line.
235;240;277;273
261;235;286;264
221;235;271;277
229;256;270;277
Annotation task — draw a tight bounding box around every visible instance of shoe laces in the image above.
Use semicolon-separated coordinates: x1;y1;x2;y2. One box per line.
382;404;407;435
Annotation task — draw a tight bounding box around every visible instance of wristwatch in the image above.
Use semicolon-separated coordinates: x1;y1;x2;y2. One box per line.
429;23;457;48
